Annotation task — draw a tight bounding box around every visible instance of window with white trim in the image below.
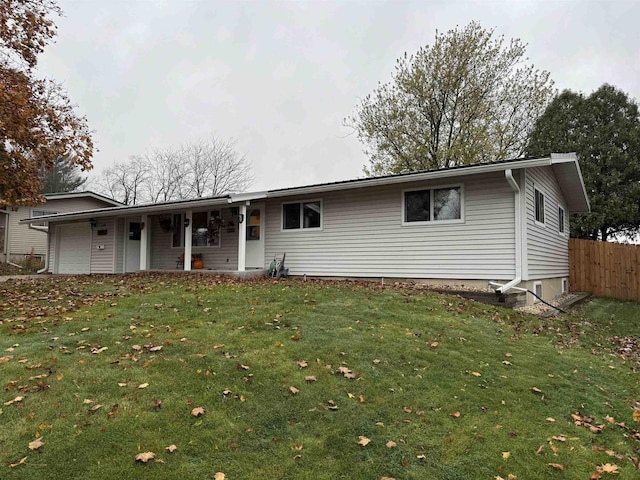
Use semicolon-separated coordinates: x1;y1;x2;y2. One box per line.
534;188;545;224
282;201;322;230
558;206;566;234
533;281;543;303
404;186;461;223
31;209;57;228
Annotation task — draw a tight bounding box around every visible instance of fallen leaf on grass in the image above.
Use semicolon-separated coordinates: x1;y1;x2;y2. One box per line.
416;454;426;460
471;371;481;377
28;438;44;450
289;386;300;395
149;346;162;352
191;407;205;417
502;452;510;460
8;456;27;468
385;440;397;448
89;404;103;413
214;472;225;480
597;463;619;474
0;355;13;363
532;387;542;393
546;417;555;422
373;359;381;364
165;444;177;453
633;409;640;423
305;376;316;382
4;396;24;406
381;477;396;480
358;394;366;403
138;383;149;389
547;463;564;470
296;360;308;368
358;436;371;446
450;411;461;418
91;347;108;354
135;451;155;463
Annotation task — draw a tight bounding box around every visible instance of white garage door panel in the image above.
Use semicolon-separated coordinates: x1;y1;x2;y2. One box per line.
58;224;91;274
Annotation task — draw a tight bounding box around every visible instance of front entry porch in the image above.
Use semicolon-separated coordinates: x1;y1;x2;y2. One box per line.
130;202;266;274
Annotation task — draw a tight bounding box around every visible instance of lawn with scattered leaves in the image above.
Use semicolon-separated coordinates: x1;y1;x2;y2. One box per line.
0;274;639;479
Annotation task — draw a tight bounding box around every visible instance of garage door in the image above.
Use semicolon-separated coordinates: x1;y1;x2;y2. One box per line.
57;223;91;274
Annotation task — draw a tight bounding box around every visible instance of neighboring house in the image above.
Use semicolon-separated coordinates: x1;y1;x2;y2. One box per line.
2;191;123;264
20;154;589;305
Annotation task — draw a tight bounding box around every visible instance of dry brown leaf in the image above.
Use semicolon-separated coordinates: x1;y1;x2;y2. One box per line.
149;346;162;352
0;355;13;363
381;477;396;480
471;371;481;377
502;361;512;366
416;454;426;459
546;417;555;422
451;411;461;418
289;386;300;395
385;440;397;448
4;396;24;406
165;444;177;452
191;407;205;417
28;438;44;450
238;364;250;370
83;399;93;405
8;456;27;468
535;445;544;455
604;415;615;424
132;345;142;351
547;463;564;470
358;394;366;403
214;472;225;480
296;360;308;368
138;383;149;389
590;471;602;480
532;387;542;393
633;409;640;423
358;436;371;446
135;451;155;463
373;359;381;364
305;376;316;382
597;463;619;474
90;404;103;412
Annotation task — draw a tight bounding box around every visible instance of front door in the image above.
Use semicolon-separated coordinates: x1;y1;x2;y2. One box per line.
125;220;141;272
245;204;265;269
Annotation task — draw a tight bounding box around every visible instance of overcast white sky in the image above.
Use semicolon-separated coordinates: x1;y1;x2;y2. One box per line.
37;0;640;192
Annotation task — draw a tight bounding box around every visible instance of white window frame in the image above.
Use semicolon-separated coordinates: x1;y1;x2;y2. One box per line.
281;199;323;232
30;209;58;230
562;278;568;294
533;281;543;303
401;184;464;226
534;187;545;226
171;210;222;249
557;205;567;236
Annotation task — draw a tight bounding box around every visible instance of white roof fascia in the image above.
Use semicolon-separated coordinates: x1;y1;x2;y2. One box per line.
20;196;231;224
266;157;552;198
44;191;124;206
228;191;268;203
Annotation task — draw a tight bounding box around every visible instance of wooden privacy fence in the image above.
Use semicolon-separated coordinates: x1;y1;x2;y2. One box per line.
570;238;640;301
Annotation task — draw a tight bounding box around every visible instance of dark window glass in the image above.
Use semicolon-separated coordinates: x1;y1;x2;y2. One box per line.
172;214;182;247
303;202;321;228
129;222;141;241
247;209;261;240
433;187;461;220
283;203;301;229
535;189;545;223
558;207;565;233
405;190;431;222
192;212;208;246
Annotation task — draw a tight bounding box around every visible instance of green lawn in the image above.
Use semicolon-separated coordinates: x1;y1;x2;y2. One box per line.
0;274;638;479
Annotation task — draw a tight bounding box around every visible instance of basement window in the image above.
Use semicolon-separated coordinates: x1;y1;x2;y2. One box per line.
533;281;543;303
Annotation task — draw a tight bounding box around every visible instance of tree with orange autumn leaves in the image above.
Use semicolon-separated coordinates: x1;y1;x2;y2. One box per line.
0;0;93;208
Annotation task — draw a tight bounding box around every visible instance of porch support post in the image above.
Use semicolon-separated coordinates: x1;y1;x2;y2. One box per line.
184;210;192;271
139;214;148;271
237;203;247;272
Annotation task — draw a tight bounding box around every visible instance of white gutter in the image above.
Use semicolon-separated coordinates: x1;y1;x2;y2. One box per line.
37;230;50;274
497;169;522;294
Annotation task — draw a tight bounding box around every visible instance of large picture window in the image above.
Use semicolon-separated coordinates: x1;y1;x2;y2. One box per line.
404;186;461;223
282;201;322;230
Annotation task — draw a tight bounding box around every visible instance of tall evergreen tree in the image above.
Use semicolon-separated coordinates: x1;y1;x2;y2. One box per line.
39;157;87;193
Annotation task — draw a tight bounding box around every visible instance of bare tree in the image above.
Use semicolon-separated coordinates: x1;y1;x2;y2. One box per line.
93;156;149;205
91;134;253;204
181;135;253;198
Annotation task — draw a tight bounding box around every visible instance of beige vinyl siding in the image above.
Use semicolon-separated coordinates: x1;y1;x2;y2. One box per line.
8;206;48;256
90;218;115;274
264;172;516;279
115;218;125;273
525;166;569;279
149;209;239;270
7;197;117;258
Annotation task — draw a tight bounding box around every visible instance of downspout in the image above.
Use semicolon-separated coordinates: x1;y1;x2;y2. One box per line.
495;169;522;294
37;226;50;274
